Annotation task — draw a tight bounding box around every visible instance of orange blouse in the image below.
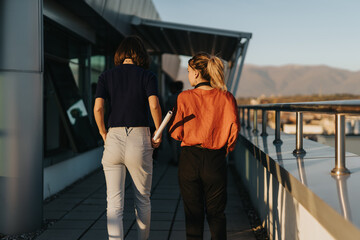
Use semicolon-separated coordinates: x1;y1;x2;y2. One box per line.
169;88;240;153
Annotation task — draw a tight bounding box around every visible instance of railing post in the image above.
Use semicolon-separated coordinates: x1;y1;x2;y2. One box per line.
252;109;258;133
331;114;350;175
273;110;282;144
241;108;245;126
246;108;251;129
261;110;268;136
293;112;306;155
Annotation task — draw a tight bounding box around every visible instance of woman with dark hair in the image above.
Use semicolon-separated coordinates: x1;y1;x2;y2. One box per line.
169;52;240;240
94;35;162;240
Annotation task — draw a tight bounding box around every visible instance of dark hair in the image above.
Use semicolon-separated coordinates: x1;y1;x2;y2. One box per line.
114;35;150;69
188;52;226;91
169;81;184;94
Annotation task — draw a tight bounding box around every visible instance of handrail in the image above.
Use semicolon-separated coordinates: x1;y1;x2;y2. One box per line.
238;100;360;176
239;100;360;113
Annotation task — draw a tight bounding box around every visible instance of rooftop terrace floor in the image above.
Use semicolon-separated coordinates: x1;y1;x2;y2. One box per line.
35;150;257;240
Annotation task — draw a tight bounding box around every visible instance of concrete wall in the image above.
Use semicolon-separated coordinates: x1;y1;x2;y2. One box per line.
43;147;103;199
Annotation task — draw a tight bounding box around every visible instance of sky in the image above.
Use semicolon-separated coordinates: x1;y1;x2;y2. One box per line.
152;0;360;71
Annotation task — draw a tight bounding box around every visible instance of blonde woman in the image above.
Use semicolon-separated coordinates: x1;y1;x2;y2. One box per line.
169;52;240;240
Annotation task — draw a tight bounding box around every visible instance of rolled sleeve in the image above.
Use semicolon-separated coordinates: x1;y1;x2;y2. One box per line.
145;73;158;97
226;96;240;152
169;96;184;141
95;73;109;99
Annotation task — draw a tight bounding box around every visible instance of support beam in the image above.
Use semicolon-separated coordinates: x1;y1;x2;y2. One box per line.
187;31;195;56
231;39;250;94
226;43;242;91
160;28;178;55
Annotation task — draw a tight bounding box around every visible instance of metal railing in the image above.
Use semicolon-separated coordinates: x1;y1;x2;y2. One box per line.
239;100;360;176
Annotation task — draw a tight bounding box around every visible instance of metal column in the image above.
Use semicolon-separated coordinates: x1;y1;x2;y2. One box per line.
252;109;258;133
293;112;306;155
331;114;350;175
261;110;268;136
241;108;245;126
0;0;43;234
246;108;251;129
273;111;282;144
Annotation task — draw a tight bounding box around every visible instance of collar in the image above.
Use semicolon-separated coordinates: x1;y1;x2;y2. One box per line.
194;81;211;89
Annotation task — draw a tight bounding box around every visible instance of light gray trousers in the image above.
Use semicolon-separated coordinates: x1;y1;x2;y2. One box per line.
102;127;153;240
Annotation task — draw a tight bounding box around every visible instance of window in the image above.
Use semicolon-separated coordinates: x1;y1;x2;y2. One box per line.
44;59;98;156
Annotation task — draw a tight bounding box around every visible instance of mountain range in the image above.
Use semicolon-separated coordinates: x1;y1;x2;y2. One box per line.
177;64;360;98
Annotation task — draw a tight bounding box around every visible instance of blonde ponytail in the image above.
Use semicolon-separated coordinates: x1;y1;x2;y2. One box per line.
188;53;227;91
207;56;227;91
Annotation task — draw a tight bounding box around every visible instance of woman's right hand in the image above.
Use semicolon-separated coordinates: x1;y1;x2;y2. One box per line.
100;131;107;143
151;130;162;148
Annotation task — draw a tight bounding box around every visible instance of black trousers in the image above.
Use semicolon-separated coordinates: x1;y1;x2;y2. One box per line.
178;146;227;240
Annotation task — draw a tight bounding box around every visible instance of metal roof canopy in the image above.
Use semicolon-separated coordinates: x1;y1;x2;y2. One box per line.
131;16;251;60
131;16;252;93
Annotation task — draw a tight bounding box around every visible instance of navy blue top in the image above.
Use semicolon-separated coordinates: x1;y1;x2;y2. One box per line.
95;64;158;127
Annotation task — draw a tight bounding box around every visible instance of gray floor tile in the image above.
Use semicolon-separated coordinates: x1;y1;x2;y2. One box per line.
150;220;172;230
169;230;212;240
151;212;174;221
148;231;169;240
82;198;107;205
48;197;84;204
228;230;256;240
38;157;257;240
59;192;90;199
125;230;137;240
151;200;178;212
171;221;185;231
227;217;253;231
44;201;77;211
63;210;104;220
91;219;134;231
73;204;106;212
90;220;107;229
91;193;107;199
168;230;186;240
36;229;84;240
80;229;108;240
174;213;185;221
125;230;169;240
43;210;67;220
49;220;93;229
151;193;180;200
152;189;180;195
